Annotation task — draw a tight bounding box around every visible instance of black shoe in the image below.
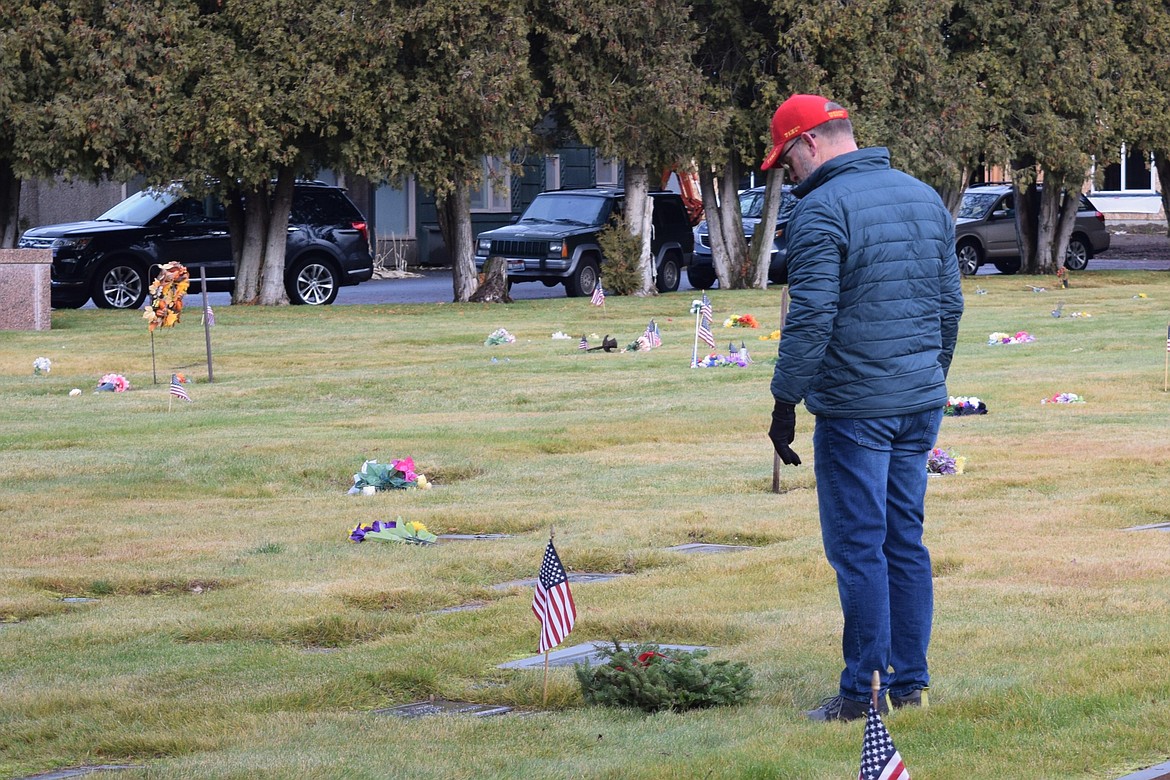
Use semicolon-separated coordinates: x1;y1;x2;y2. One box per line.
888;687;928;709
804;694;886;722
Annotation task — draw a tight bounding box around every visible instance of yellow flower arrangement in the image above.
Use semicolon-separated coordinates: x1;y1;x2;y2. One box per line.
144;262;190;332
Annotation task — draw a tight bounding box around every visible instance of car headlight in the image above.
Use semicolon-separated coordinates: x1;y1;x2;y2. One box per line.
548;241;563;256
476;238;491;254
51;236;92;252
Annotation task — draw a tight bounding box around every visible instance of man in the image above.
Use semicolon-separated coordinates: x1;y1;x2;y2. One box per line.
762;94;964;721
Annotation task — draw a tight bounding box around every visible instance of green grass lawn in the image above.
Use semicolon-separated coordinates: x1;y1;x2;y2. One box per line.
2;273;1169;779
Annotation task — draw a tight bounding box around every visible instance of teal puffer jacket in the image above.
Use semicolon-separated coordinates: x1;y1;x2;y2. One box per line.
770;147;964;418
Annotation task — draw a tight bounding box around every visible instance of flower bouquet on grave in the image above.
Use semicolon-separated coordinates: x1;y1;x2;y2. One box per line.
723;313;759;328
95;373;130;392
484;328;516;345
1041;392;1085;404
988;331;1035;345
33;357;52;376
349;457;431;494
944;396;988;416
927;447;966;476
349;517;437;545
696;349;751;368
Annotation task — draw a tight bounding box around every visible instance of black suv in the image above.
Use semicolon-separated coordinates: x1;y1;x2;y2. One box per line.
689;185;798;289
473;188;693;296
19;181;374;308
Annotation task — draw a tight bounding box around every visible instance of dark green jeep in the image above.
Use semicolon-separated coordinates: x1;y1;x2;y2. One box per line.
474;188;694;296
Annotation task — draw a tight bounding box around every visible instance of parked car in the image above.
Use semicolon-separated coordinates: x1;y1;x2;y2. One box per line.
473;188;693;296
19;181;374;308
954;183;1110;276
688;185;799;289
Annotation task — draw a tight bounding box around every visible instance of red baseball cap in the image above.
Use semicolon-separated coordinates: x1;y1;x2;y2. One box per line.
761;94;849;170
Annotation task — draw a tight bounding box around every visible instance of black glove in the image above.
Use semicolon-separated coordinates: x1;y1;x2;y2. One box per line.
768;401;802;466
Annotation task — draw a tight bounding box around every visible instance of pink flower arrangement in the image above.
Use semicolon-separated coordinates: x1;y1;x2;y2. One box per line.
96;373;130;392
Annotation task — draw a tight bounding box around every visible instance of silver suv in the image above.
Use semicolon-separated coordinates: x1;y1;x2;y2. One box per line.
954;183;1110;275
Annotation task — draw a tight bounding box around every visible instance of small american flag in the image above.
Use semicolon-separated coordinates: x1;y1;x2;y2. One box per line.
698;293;716;348
645;320;662;348
1166;324;1169;352
858;704;909;780
532;539;576;653
169;374;191;402
202;305;215;327
590;279;606;306
578;335;589;351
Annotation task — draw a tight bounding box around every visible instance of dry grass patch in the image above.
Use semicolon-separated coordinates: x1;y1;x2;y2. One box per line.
3;278;1170;778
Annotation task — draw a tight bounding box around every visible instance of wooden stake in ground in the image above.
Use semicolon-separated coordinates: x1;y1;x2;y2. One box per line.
200;266;215;383
773;286;791;493
1164;321;1169;392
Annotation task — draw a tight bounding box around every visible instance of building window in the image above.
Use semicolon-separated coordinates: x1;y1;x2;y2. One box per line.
596;156;620;186
470;156;512;212
1099;144;1156;193
545;155;561;191
373;176;414;238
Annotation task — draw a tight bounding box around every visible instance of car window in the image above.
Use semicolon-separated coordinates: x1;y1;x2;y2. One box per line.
164;196;225;224
520;194;611;226
739;191;764;219
291;189;361;224
957;191;1001;220
97;189;180;225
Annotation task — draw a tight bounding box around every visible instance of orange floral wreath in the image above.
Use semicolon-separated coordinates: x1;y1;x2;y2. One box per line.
144;262;190;331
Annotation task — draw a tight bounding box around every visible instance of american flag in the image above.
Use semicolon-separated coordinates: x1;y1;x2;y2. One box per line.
1166;324;1169;352
590;280;606;306
579;335;589;351
532;539;576;653
169;374;191;402
644;320;662;348
858;704;909;780
698;293;716;348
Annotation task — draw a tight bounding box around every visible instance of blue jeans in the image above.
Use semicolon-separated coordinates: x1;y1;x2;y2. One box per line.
812;409;942;701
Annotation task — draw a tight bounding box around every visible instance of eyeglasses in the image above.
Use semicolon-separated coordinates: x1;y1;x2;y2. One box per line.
779;132;816;171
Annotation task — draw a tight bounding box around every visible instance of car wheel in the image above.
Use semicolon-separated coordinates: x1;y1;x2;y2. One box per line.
287;256;339;305
956;240;982;276
1064;235;1091;271
993;258;1021;275
687;265;716;290
564;257;599;297
91;260;147;309
656;252;681;293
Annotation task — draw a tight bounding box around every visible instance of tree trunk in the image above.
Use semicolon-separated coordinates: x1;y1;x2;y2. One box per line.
1034;184;1062;275
233;185;270;305
622;164;655;296
698;157;747;289
1156;154;1170;238
719;156;750;288
0;160;20;249
1015;181;1040;274
257;168;294;305
750;168;784;289
933;166;972;217
698;165;728;290
469;256;513;303
1048;188;1079;273
437;180;476;302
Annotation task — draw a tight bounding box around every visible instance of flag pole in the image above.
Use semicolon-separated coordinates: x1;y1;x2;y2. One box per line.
692;303;701;368
541;524;555;706
542;651;550;706
871;670;881;711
